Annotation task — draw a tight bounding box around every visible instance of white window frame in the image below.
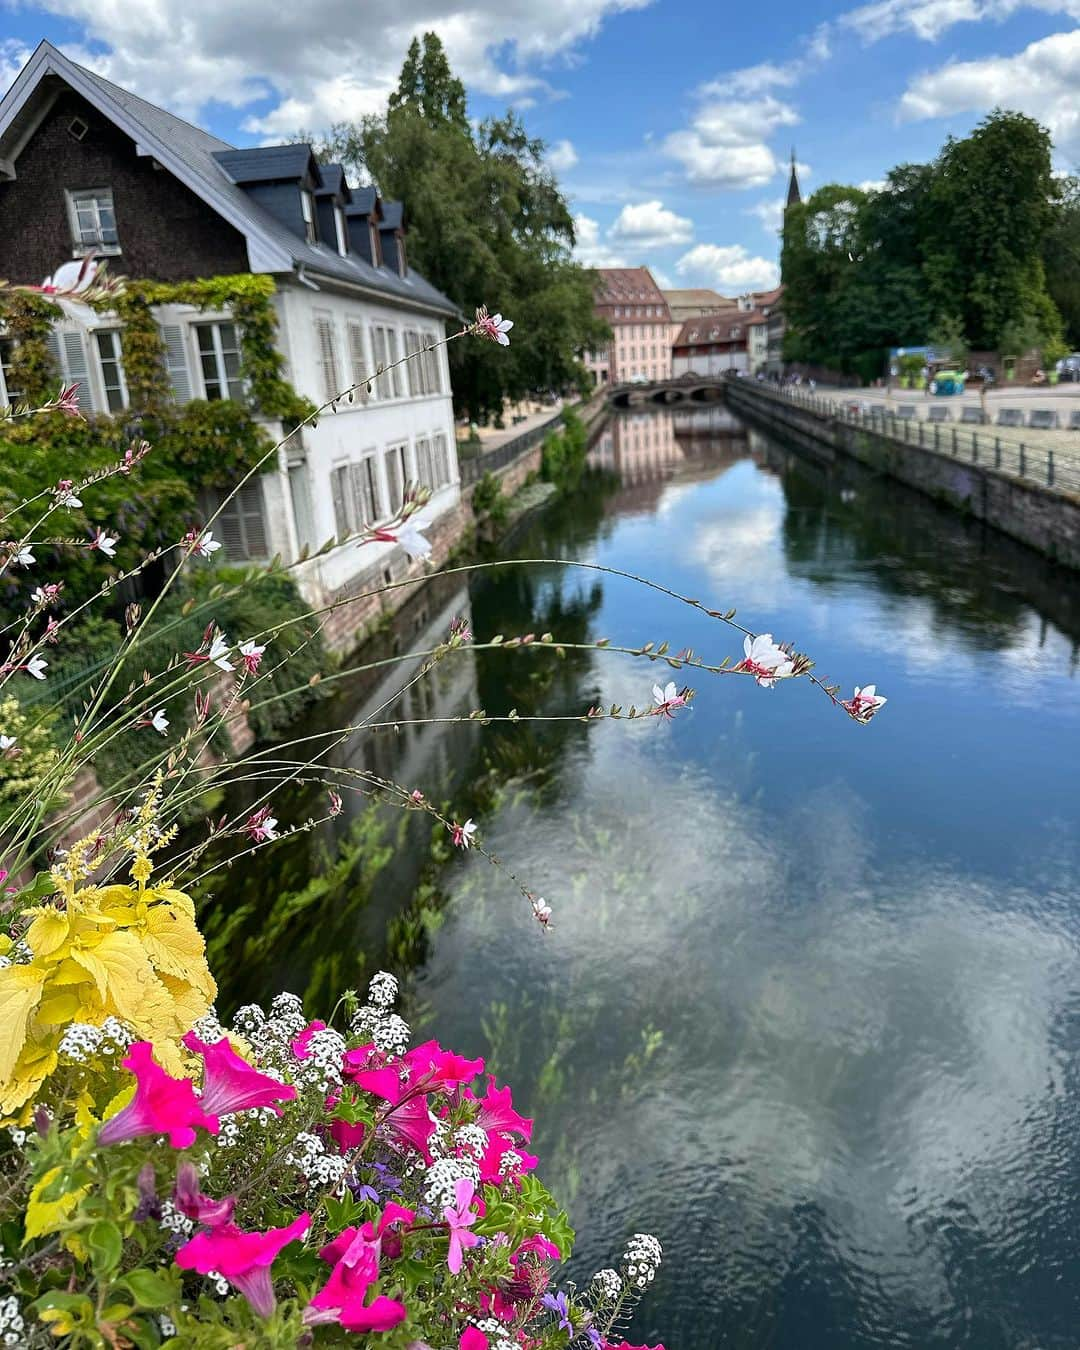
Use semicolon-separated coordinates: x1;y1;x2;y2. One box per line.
66;187;120;256
383;441;410;512
301;190;318;245
331;453;382;536
371;326;403;400
93;329;129;413
195;320;244;402
346;320;369;403
334;205;349;257
0;334;21;407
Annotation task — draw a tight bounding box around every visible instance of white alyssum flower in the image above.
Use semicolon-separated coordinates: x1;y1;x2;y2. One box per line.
58;1022;104;1063
7;1128;26;1149
206;1271;230;1297
269;991;307;1039
423;1155;480;1209
455;1123;489;1159
293;1026;348;1093
232;1003;267;1036
350;1003;383;1041
499;1149;524;1178
98;1017;134;1055
624;1232;663;1288
158;1314;177;1337
0;1293;25;1346
215;1114;241;1149
372;1012;411;1058
286;1130;348;1187
191;1009;225;1043
160;1199;194;1238
368;970;398;1007
592;1269;623;1302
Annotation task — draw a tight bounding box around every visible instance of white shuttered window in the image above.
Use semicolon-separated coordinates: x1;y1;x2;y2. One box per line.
331;456;381;537
46;330;94;412
432;431;452;487
383;442;409;512
159;324;193;404
346;322;369;402
314;314;339;403
217;481;268;560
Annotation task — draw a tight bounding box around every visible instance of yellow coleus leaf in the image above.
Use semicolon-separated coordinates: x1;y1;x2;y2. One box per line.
91;931;184;1044
24;1164;88;1242
36;989;90;1026
140;904;214;996
0;964;46;1081
158;971;216;1032
23;906;72;958
1;1040;58;1120
153;885;196;920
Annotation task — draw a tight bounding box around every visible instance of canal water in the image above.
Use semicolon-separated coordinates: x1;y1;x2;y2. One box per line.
210;401;1080;1348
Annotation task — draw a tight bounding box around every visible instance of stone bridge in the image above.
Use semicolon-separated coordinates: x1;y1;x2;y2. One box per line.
606;376;730;408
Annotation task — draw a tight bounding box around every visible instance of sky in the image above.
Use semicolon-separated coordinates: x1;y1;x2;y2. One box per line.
3;0;1080;295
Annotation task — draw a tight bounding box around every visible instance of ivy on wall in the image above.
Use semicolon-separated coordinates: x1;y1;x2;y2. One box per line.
0;292;60;405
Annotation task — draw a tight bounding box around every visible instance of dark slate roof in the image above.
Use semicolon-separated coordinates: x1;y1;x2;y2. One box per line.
213;144;320;186
0;43;458;319
349;186;378;213
315;163;348;200
379;201;404;231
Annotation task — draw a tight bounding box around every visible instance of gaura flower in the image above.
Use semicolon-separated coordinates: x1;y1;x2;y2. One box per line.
328;790;343;816
474;306;514;346
136;709;169;735
443;1177;481;1274
183;1031;297;1117
651;682;686;718
366;521;432;561
184;528;222;559
239;639;265;675
531;896;553;927
97;1042;219;1148
175;1212;310;1318
89;527;118;558
185;630;233;673
25;656;47;680
451;819;477;849
842;684;887;722
31;583;62;606
174;1160;236;1228
737;633;794;688
0;734;16;753
12;546;34;568
53;479;81;506
245;806;278;844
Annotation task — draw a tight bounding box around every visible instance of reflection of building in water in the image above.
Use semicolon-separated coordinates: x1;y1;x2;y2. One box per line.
330;585;479;814
588;407;753;512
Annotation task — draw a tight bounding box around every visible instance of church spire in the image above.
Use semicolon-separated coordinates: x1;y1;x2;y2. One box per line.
786;147;801;208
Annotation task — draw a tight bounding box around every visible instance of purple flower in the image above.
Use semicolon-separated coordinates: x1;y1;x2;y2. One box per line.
542;1289;573;1333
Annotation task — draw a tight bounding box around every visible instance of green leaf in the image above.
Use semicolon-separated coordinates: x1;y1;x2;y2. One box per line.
119;1269;176;1309
87;1218;123;1276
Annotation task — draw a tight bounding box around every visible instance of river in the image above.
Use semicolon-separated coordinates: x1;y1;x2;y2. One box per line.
206;400;1080;1348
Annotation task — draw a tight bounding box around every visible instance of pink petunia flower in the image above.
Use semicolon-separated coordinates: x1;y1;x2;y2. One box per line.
306;1212;411;1333
183;1032;297;1118
460;1331;489;1350
98;1042;219;1149
404;1040;484;1089
471;1076;534;1141
173;1160;236;1228
444;1177;482;1273
175;1213;310;1318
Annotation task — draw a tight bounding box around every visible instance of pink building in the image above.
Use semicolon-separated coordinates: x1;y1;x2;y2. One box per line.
583;267;674;386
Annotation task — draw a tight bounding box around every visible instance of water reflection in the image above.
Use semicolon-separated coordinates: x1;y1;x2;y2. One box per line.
204;403;1080;1348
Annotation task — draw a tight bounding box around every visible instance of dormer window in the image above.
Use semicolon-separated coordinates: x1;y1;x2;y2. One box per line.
334;205;349;257
300;190;317;245
67;188;119;255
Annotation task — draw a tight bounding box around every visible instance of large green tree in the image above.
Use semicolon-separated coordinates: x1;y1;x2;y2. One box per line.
781;109;1064;375
316;34;608;419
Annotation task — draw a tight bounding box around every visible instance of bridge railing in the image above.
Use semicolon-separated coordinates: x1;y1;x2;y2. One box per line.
733;380;1080;495
459;411;564;486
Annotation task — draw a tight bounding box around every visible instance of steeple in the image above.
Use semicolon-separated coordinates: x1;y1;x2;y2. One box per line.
786;148;801;208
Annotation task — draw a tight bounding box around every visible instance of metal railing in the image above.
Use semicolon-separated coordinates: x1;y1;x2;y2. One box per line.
458;412;564;486
732;382;1080;494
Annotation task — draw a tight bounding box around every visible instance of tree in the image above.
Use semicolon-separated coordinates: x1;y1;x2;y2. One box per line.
315;34;608;420
1044;175;1080;349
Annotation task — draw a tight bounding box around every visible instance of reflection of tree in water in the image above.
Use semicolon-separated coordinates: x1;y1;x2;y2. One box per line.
198;475;619;1013
765;429;1080;649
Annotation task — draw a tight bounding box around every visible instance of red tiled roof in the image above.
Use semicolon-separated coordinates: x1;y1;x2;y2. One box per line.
592;267;671;322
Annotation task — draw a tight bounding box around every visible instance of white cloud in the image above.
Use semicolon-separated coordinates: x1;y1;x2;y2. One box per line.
841;0;1080;43
609;199;694;248
11;0;654;131
676;242;780;292
747;196;785;236
665;93;799;190
547;138;579;172
857;178;886;192
572;212;629;268
898;27;1080;159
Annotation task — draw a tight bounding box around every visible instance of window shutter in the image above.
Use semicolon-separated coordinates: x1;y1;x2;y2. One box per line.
424;333;441;394
347;322;369;402
46;331;94;412
239;481;267;557
316;317;338;403
331;466;351;536
160;325;193;404
349;462;373;525
384;446;404;512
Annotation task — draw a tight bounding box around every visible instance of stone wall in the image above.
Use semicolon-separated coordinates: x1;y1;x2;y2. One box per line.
726;382;1080;570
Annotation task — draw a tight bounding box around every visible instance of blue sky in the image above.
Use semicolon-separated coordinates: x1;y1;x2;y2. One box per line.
3;0;1078;294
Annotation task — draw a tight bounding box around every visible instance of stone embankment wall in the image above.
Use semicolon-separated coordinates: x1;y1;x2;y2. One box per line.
726;381;1080;570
